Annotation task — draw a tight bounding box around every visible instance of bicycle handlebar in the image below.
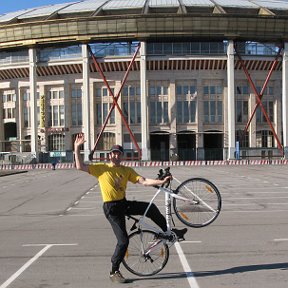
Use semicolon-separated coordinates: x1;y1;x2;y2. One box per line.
157;167;171;180
153;167;171;189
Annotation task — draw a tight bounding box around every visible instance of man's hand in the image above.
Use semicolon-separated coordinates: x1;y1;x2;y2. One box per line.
74;133;88;172
74;133;85;150
162;175;173;184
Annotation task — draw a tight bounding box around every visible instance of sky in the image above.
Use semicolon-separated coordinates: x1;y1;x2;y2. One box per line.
0;0;77;15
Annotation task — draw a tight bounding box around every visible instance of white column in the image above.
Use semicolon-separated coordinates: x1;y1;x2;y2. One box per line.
29;47;38;159
0;90;4;151
169;81;177;154
82;44;91;161
282;43;288;157
227;40;236;159
17;86;22;153
140;42;149;160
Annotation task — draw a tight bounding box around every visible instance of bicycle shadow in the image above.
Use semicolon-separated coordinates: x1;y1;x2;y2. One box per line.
128;262;288;282
193;262;288;277
128;272;191;282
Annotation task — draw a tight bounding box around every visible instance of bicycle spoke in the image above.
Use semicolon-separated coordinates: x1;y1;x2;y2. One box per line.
173;178;221;227
122;230;169;276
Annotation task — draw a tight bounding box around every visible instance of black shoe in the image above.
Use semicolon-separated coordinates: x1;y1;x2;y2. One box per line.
157;228;188;242
172;228;188;240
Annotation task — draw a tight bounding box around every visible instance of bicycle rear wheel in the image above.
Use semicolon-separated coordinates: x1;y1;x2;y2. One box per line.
122;230;169;276
173;178;221;228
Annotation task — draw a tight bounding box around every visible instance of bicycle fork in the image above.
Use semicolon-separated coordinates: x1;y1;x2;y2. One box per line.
165;189;176;232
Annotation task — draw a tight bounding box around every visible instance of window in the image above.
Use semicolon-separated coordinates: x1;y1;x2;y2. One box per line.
24;107;29;127
94;85;115;125
203;81;223;124
90;42;139;57
48;134;65;151
48;105;65;127
256;101;274;123
2;90;17;121
147;42;227;55
122;83;141;124
149;101;169;124
49;89;64;100
256;130;274;148
236;100;249;123
149;81;169;125
20;88;41;127
177;101;196;123
236;130;249;148
176;81;197;124
97;132;115;150
48;87;65;127
3;107;16;119
236;84;249;95
2;92;16;103
123;133;142;150
71;87;82;126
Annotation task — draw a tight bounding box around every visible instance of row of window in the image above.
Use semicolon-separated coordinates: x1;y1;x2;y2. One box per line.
236;100;274;124
10;98;276;126
3;85;274;105
0;42;279;65
236;85;274;96
15;99;273;126
44;132;143;152
1;83;276;126
45;129;275;152
236;130;275;148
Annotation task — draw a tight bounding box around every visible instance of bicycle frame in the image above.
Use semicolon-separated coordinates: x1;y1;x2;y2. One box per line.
137;185;190;235
129;178;220;258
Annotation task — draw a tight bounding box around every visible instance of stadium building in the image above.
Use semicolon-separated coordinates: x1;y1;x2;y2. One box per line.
1;0;288;163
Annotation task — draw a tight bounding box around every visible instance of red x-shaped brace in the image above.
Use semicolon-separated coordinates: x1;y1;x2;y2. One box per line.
87;43;142;160
235;44;284;156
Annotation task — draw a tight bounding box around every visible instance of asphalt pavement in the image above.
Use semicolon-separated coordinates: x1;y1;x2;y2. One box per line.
0;165;287;288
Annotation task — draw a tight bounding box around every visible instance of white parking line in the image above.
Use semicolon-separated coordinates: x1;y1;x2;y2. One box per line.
182;241;202;244
0;243;78;288
274;238;288;242
174;242;200;288
69;207;97;210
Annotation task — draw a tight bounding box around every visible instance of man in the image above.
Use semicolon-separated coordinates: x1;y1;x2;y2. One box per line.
74;133;187;283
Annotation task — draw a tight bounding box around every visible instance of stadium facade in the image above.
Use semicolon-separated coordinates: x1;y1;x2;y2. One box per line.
1;0;288;163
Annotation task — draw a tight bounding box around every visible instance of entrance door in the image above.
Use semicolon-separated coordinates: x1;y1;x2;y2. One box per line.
4;122;17;151
150;133;169;161
177;132;196;160
204;131;223;160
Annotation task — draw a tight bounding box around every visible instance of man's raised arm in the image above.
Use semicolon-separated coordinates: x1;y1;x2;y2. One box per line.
74;133;89;173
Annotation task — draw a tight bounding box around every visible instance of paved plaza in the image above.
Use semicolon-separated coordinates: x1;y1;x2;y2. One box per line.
0;165;287;288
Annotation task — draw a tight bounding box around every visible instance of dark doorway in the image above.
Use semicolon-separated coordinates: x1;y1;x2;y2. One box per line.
150;132;169;161
4;122;17;140
204;131;223;160
4;123;17;151
177;131;196;160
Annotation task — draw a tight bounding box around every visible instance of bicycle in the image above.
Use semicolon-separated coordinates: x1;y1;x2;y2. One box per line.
122;167;222;276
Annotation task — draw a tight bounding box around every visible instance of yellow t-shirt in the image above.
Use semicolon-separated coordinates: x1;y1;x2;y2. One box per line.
88;163;141;202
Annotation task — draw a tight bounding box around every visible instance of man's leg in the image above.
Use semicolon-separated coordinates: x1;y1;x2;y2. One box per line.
126;200;188;240
126;200;167;231
103;202;129;273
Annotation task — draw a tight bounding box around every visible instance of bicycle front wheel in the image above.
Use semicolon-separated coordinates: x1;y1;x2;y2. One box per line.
173;178;222;228
122;230;169;277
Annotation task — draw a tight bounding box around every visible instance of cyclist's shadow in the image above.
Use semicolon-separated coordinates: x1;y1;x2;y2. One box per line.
128;272;195;282
193;262;288;277
128;262;288;282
